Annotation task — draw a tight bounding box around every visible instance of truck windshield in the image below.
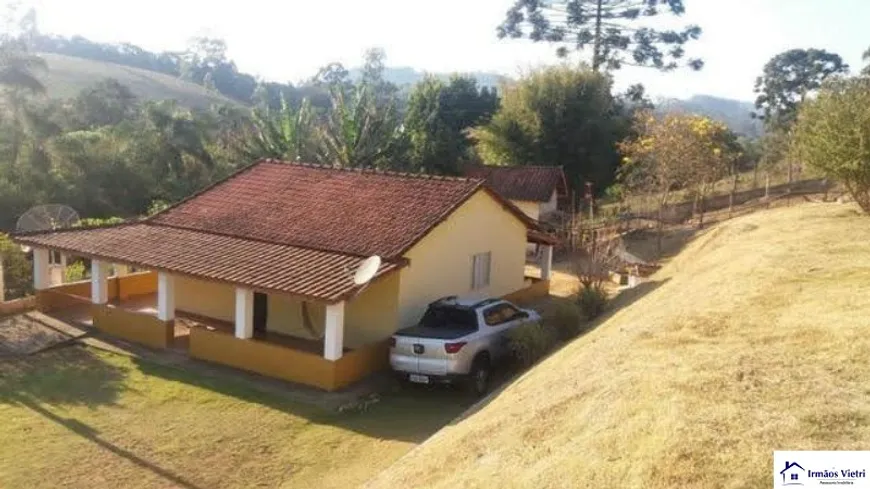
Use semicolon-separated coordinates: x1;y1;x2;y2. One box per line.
419;305;476;329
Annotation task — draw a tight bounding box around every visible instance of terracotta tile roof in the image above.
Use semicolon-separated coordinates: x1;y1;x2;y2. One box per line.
464;165;568;203
16;223;400;302
150;160;489;258
14;160;555;300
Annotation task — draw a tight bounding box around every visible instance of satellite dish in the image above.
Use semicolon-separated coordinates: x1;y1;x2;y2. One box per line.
16;204;80;253
353;256;381;286
17;204;80;233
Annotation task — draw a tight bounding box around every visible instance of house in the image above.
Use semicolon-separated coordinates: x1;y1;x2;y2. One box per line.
780;461;805;485
14;160;556;391
463;165;568;222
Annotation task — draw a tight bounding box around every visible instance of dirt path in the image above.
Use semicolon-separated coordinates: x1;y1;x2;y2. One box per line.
0;313;81;356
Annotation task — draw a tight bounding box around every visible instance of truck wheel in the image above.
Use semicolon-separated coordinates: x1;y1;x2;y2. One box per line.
468;356;491;397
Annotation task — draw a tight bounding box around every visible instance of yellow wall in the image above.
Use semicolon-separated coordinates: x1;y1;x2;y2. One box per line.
265;271;400;348
501;278;551;305
117;272;157;300
175;276;235;322
190;326;389;391
0;296;34;316
397;189;527;328
512;200;541;221
345;271;400;347
266;294;325;338
190;326;337;389
92;304;174;349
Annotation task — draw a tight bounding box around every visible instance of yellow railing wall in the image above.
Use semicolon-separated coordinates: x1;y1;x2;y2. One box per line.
92;304;174;349
189;326;389;391
502;279;551;305
0;296;35;316
34;271;157;313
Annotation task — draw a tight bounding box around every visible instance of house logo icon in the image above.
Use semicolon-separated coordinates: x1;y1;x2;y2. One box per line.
780;461;806;486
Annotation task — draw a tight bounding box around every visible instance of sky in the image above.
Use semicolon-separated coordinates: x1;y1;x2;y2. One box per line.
15;0;870;101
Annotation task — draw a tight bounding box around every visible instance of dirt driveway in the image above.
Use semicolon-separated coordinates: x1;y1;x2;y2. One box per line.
0;313;80;357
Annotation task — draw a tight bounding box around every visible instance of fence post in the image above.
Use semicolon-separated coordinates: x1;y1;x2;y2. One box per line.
729;173;738;218
765;174;770;199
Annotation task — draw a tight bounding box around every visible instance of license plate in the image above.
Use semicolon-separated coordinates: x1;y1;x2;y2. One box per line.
409;374;430;384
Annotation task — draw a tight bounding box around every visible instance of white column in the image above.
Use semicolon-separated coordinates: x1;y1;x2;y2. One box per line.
540;244;554;280
323;301;345;361
91;259;109;304
235;287;254;339
32;248;51;290
157;272;175;321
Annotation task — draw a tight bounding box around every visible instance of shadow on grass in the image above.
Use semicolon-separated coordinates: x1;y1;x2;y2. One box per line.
5;391;206;489
0;345;127;408
0;346;205;489
623;227;700;264
451;278;670;426
129;353;473;444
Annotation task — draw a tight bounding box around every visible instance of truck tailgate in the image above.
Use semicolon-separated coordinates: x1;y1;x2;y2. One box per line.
391;336;450;376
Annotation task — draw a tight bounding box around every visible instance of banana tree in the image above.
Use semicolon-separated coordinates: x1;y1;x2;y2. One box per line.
316;84;404;169
236;95;315;162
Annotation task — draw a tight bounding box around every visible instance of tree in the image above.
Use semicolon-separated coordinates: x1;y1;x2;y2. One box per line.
0;233;32;299
471;65;625;192
497;0;702;71
311;62;351;88
73;78;137;128
862;46;870;76
792;76;870;213
753;49;848;131
619;112;737;249
315;84;404;168
0;40;45;93
404;76;499;174
235;95;315;161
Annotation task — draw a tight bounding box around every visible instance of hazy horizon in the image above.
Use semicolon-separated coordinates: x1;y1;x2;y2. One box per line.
17;0;870;102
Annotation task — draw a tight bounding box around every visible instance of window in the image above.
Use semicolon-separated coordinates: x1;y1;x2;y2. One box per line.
48;250;62;265
419;305;477;330
791;474;799;481
471;252;491;290
483;304;523;326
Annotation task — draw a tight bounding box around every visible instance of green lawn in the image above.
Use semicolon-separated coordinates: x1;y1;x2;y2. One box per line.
0;346;469;489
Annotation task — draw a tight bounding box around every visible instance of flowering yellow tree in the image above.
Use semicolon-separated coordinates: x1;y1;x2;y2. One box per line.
619;112;739;250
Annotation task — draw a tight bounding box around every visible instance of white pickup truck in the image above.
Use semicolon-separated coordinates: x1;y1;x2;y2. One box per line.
389;296;540;395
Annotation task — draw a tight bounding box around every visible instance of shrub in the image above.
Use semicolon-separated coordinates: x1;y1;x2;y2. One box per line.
577;284;609;320
542;301;585;341
507;321;557;368
0;233;33;300
793;76;870;213
64;261;86;283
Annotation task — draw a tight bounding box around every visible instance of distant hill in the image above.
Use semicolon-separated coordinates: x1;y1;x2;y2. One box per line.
657;94;762;138
38;53;242;109
348;66;508;88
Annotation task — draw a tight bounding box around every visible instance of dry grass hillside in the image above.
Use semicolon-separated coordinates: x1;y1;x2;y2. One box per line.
40;53;240;109
366;203;870;489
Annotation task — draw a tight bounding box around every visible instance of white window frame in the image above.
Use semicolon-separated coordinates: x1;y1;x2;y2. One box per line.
48;250;62;266
471;252;491;290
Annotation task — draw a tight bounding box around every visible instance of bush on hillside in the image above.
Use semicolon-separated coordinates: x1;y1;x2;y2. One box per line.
793;76;870;214
577;284;609;320
542;301;586;341
507;321;558;368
